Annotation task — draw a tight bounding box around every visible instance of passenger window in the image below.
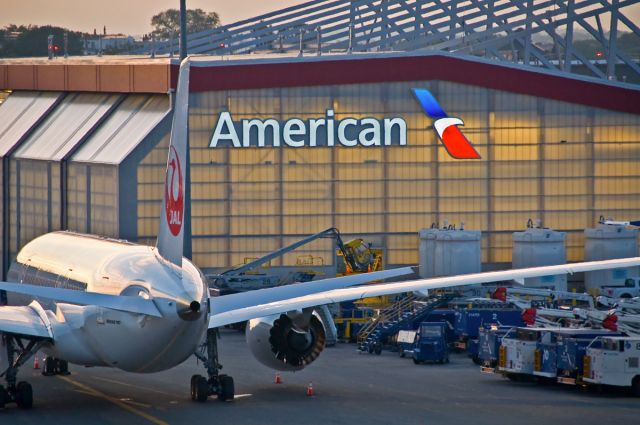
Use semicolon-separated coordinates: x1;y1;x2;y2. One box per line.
625;278;634;288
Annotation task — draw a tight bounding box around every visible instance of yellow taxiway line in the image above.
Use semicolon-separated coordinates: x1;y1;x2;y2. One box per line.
58;375;169;425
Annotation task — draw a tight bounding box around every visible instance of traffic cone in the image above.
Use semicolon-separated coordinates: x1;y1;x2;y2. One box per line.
33;355;40;370
306;382;314;397
275;373;282;384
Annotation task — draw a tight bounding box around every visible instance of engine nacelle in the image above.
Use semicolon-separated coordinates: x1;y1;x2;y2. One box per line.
246;312;326;371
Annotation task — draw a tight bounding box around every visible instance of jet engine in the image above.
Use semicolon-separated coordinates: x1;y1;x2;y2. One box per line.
245;311;326;371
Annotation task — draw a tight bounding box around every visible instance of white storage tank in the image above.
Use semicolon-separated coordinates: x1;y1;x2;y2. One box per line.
584;223;639;293
418;226;439;278
433;228;482;277
512;225;567;291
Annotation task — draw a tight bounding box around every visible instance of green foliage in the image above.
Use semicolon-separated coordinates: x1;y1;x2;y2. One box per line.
0;25;84;58
151;8;220;40
573;32;640;59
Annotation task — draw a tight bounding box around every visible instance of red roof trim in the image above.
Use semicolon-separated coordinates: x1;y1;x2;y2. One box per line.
172;55;640;115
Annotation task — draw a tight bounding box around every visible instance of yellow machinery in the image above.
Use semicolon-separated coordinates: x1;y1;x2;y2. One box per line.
335;239;391;307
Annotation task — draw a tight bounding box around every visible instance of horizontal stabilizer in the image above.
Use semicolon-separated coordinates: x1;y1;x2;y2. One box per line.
209;257;640;328
0;281;162;318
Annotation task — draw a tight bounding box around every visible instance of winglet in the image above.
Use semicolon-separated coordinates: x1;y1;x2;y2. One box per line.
156;58;190;266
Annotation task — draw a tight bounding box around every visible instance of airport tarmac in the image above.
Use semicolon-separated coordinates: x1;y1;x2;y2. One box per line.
3;329;639;425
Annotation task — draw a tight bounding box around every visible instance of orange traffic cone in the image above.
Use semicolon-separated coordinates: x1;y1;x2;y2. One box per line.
33;356;40;370
306;382;314;397
275;373;282;384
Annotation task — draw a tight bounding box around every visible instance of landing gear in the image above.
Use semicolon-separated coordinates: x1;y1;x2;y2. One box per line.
192;328;235;403
42;357;70;376
1;333;45;409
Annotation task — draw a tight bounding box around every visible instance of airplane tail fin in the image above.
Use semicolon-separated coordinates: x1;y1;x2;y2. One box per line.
156;59;190;266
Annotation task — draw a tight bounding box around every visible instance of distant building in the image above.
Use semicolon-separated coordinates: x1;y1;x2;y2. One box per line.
85;34;135;54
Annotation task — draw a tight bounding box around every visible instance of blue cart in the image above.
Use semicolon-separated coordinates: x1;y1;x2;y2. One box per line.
412;322;449;364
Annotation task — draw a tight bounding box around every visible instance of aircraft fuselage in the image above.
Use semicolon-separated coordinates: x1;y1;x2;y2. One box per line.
6;231;209;373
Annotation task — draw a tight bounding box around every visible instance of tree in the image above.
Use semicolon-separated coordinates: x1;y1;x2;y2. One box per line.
151;8;220;40
0;25;84;58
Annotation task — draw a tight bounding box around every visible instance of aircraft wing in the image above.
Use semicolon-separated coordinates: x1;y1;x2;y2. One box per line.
211;267;414;315
0;282;162;317
208;257;640;328
0;302;52;339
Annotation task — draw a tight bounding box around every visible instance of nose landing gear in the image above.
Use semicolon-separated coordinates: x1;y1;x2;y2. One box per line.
191;328;235;402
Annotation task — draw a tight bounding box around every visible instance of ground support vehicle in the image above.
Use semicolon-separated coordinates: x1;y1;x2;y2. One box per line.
601;278;640;299
530;329;617;382
553;330;623;385
412;322;449;364
452;301;523;352
397;330;417;357
583;336;640;396
499;327;557;380
478;325;513;372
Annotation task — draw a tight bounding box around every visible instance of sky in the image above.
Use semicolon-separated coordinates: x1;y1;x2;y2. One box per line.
0;0;303;36
1;1;639;37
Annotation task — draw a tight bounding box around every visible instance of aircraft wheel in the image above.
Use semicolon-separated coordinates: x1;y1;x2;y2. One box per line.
15;381;33;410
190;375;202;401
632;376;640;397
0;384;8;409
194;376;209;402
57;359;70;375
218;375;234;401
42;357;56;376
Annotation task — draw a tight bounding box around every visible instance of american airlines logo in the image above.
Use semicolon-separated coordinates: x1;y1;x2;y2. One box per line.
208;89;479;159
412;88;480;159
209;111;407;148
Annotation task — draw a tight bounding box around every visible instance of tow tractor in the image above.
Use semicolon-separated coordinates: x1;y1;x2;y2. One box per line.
412;322;449;365
583;336;640;396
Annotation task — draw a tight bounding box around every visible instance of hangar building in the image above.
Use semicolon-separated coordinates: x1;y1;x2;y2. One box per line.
1;0;639;278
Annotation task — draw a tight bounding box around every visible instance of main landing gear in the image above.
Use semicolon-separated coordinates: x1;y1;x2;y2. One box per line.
42;357;70;376
1;334;45;410
191;328;235;403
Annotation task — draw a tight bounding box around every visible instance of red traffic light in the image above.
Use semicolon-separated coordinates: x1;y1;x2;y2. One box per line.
219;43;225;48
53;45;60;52
595;51;603;58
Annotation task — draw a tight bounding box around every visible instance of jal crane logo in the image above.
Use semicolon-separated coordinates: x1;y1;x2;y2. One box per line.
165;146;184;236
412;88;481;159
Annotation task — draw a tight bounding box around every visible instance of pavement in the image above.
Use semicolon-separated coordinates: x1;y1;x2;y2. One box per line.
3;329;639;425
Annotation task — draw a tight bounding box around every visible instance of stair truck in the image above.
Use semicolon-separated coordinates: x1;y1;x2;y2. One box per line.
583;336;640;396
412;322;450;364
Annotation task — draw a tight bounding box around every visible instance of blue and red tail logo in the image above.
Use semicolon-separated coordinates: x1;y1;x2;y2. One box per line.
412;88;480;159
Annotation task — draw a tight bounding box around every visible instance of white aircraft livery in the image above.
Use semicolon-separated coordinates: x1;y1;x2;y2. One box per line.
0;58;639;410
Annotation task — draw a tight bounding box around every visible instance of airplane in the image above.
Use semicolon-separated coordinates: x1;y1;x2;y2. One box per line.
1;58;639;410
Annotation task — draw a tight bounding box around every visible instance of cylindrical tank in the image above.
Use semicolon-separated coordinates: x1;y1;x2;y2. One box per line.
433;230;482;277
512;227;567;291
584;224;639;292
418;227;439;278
